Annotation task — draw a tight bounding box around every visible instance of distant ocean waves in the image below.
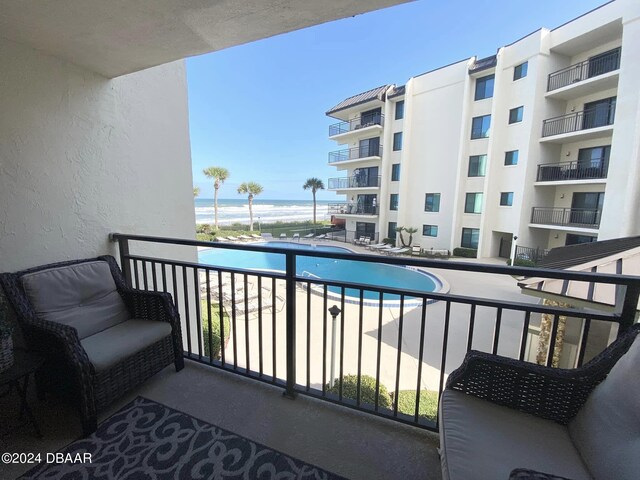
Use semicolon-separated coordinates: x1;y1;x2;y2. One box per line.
195;199;331;225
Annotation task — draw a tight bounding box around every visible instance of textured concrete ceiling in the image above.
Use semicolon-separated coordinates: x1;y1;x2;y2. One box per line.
0;0;410;78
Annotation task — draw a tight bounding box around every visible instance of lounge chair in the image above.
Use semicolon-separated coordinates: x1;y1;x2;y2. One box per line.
371;244;393;251
388;247;410;256
362;238;371;246
353;236;365;245
261;233;273;239
314;234;327;240
215;236;228;242
368;243;387;250
227;236;240;242
293;233;300;241
250;234;262;239
238;235;252;241
303;233;315;239
279;233;287;239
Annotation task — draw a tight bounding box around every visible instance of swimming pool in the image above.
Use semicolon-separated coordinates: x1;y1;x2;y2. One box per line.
198;241;442;306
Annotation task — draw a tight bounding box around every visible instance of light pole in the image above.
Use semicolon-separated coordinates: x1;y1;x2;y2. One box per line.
328;305;341;388
510;235;518;266
258;216;261;232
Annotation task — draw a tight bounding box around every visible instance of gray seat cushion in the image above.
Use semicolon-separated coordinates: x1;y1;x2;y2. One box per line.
569;336;640;480
21;261;130;339
439;389;593;480
81;319;172;372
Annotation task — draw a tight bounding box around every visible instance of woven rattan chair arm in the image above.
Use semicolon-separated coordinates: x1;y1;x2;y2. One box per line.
445;350;600;424
120;289;184;361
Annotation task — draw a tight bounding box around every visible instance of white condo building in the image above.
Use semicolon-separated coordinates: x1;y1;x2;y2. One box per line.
326;0;640;260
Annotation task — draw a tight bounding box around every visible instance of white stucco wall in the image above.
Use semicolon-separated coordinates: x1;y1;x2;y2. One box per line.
0;38;196;272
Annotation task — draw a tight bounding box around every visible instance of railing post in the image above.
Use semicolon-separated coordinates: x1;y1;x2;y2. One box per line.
284;252;297;399
116;234;132;287
618;283;640;334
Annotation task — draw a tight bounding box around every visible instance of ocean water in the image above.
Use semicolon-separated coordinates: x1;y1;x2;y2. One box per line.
195;198;331;225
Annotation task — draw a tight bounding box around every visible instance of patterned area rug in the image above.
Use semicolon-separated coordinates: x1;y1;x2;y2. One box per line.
22;396;346;479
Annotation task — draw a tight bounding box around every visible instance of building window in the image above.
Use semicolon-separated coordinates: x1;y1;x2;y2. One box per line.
505;150;519;166
395;101;404;120
509;106;524;124
566;234;597;246
464;193;483;214
393;132;403;151
388;222;397;240
461;228;480;249
471;115;491;139
468;155;487;177
500;192;514;206
391;163;401;181
513;61;528;80
424;193;441;212
389;194;399;211
423;225;438;237
474;74;495;101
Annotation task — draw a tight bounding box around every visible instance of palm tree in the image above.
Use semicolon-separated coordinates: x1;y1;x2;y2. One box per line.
203;167;229;229
302;178;325;224
395;226;418;247
237;181;263;231
193;186;200;197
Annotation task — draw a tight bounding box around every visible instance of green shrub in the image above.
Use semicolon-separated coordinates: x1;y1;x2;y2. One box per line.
326;374;392;409
201;301;231;359
382;238;396;245
394;390;439;422
452;247;477;258
196;232;215;242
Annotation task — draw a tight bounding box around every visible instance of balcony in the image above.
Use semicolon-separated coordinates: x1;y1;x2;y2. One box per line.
547;48;620;98
541;104;615;142
328;146;383;165
328;114;384;138
328;203;379;216
530;207;602;229
328;175;381;190
536;158;608;183
6;233;639;479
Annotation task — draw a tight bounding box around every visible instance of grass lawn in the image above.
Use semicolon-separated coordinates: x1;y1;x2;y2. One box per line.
394;390;439;422
200;301;231;359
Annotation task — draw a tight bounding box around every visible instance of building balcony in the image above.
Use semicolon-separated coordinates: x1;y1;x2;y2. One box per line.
328;202;379;216
328;146;383;165
6;233;638;479
327;176;381;190
546;48;621;99
328;114;384;139
530;207;602;229
536;159;608;183
540;105;615;143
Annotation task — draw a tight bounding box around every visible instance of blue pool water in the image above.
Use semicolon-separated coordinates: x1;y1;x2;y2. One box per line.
198;242;439;304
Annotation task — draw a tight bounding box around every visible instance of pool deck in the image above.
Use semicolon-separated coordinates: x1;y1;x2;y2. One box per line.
193;238;537;395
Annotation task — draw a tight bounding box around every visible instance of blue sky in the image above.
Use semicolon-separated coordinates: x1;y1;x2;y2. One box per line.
188;0;607;201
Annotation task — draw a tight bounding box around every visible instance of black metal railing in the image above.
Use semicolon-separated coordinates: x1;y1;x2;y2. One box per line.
328;203;379;215
542;104;615;137
328;146;383;164
328;176;382;189
514;246;549;265
110;233;640;433
547;48;621;92
329;114;384;136
531;207;602;227
537;158;609;182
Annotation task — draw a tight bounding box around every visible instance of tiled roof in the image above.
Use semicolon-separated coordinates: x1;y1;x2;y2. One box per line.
539;236;640;270
326;85;390;116
387;85;405;98
468;55;497;74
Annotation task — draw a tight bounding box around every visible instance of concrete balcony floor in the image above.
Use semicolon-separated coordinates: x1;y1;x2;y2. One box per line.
0;360;441;479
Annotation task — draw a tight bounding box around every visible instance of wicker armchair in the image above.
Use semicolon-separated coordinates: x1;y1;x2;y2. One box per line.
439;323;640;480
0;256;184;435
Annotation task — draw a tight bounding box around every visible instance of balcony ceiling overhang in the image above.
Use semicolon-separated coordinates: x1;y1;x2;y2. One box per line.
0;0;410;78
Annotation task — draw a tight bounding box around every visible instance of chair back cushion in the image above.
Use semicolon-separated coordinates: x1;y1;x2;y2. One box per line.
20;261;130;339
569;334;640;480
